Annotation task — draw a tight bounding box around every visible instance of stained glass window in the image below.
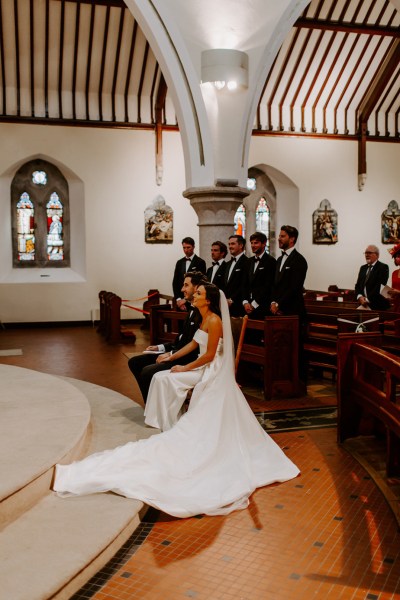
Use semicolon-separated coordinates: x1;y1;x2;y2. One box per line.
247;177;256;191
32;170;47;185
16;192;35;261
46;192;64;260
234;204;246;238
11;159;70;268
256;197;270;250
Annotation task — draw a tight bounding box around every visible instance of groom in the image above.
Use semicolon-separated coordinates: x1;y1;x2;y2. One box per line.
128;271;207;402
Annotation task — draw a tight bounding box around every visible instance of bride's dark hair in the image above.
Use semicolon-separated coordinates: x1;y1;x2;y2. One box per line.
202;283;221;318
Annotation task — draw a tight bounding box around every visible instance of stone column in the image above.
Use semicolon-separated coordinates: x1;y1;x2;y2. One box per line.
183;186;249;261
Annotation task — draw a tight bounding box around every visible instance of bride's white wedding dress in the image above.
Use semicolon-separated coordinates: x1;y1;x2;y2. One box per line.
53;292;299;518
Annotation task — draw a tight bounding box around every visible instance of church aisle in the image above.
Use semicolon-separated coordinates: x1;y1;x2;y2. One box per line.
1;324;399;599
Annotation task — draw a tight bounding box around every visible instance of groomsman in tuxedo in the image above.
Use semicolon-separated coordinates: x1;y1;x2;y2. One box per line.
172;237;206;310
243;232;276;319
128;271;207;402
206;241;228;289
270;225;308;321
271;225;308;383
355;245;390;310
224;234;249;316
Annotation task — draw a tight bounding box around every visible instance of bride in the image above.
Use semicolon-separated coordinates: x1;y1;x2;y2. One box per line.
53;284;299;518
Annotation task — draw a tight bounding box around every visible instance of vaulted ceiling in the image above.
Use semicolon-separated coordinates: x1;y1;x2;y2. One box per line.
0;0;399;141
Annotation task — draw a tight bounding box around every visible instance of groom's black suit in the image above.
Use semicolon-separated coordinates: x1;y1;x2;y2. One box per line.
355;260;390;310
128;306;201;402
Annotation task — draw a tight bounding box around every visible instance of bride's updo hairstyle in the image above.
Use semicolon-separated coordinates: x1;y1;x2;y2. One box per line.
202;283;222;318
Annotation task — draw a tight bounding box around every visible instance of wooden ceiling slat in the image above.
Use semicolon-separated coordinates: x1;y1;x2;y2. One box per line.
150;63;159;124
358;39;400;124
13;0;20;116
384;74;400;135
29;0;34;116
312;0;353;132
85;1;96;121
98;4;111;121
58;0;66;119
72;1;81;120
0;0;7;114
111;6;125;122
265;30;301;130
343;37;374;133
124;20;138;122
155;73;167;125
295;17;399;37
137;40;149;124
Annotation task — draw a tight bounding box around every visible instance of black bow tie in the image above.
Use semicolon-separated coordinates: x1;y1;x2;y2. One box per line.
212;261;219;266
186;257;191;261
231;257;236;263
255;257;261;262
281;251;287;257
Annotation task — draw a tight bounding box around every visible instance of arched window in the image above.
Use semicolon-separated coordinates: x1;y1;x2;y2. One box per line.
256;197;270;251
234;204;246;238
11;159;70;267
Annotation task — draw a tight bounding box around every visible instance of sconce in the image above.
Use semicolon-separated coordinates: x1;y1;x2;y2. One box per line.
201;49;248;91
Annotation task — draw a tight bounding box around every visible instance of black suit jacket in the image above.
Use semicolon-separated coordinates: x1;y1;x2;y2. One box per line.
165;306;202;354
223;254;250;316
172;254;206;299
206;260;228;289
272;248;308;319
355;260;390;310
244;253;276;318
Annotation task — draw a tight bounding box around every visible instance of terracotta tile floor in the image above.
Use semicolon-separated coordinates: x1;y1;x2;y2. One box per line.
1;323;400;600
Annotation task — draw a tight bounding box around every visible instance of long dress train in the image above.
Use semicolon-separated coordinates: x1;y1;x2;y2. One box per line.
53;292;300;518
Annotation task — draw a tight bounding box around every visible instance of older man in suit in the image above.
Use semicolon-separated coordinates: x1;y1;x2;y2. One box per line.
355;245;390;310
206;240;228;289
172;237;206;310
129;271;206;402
243;232;276;319
224;234;249;316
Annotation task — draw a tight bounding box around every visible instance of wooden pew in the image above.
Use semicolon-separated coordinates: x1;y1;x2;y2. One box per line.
304;298;400;376
337;332;400;485
149;306;301;400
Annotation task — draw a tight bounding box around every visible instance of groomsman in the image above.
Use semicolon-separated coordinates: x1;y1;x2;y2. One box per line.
172;237;206;310
243;232;276;319
206;241;228;289
224;234;249;316
270;225;308;320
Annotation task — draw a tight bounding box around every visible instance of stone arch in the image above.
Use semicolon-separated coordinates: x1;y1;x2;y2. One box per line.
246;164;299;258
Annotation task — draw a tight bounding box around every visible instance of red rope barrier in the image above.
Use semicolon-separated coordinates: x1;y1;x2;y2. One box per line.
122;304;150;315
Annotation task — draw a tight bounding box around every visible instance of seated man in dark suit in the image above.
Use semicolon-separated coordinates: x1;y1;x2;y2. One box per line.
206;240;228;289
128;271;207;402
243;232;276;319
355;244;390;310
172;237;206;311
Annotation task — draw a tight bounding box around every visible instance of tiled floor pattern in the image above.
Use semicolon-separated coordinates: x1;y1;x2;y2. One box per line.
1;324;400;599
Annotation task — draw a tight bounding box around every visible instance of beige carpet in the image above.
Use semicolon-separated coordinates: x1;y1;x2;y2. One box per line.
0;349;23;356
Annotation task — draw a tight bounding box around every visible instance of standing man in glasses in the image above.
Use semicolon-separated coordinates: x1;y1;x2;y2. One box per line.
355;245;390;310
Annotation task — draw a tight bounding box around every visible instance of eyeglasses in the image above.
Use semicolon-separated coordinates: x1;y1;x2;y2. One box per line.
364;251;377;255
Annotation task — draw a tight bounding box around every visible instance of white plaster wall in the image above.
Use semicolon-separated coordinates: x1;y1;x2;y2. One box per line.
0;124;198;323
249;136;400;291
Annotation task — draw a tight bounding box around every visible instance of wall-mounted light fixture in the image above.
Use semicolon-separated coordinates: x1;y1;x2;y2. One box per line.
201;49;248;91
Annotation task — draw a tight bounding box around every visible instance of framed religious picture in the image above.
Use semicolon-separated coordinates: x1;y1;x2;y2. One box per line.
144;195;173;243
312;199;338;244
381;200;400;244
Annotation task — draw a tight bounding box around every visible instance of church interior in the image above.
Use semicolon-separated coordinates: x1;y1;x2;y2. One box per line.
1;0;400;598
